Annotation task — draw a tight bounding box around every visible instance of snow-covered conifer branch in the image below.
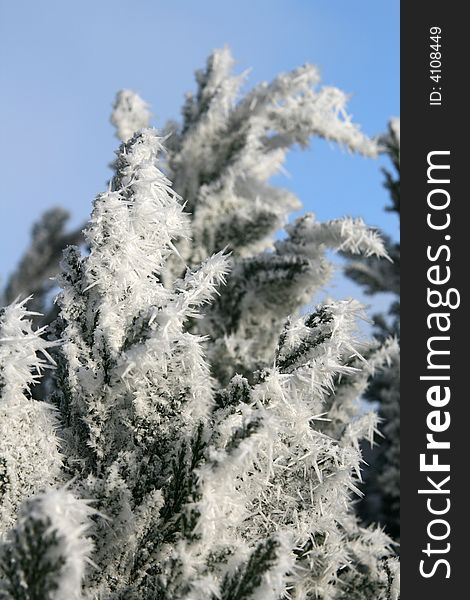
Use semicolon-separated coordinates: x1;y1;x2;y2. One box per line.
218;534;295;600
344;236;400;296
0;488;95;600
158;299;396;599
111;90;152;143
99;52;387;390
112;47;379;266
321;338;399;445
343;119;400;540
0;299;62;535
281;213;388;259
201;212;387;383
54;130;228;471
2;209;83;322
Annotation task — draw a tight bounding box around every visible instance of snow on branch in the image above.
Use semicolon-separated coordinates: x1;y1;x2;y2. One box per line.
0;488;95;600
110;47;379;265
111;89;152;143
281;213;389;259
0;299;62;534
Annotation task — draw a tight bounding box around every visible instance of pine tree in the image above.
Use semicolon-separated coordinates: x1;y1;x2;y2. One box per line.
345;119;400;540
2;210;83;327
0;50;400;598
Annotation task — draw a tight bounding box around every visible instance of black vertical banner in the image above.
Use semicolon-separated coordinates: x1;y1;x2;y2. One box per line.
401;4;467;597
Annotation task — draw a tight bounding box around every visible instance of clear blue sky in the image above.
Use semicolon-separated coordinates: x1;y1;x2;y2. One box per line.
0;0;399;313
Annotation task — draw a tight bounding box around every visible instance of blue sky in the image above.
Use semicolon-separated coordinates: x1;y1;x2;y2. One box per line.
0;0;399;314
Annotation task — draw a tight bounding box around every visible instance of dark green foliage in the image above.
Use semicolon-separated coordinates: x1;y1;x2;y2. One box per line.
0;518;66;600
223;418;262;456
122;312;154;352
275;307;333;374
381;125;400;217
219;537;283;600
214;376;252;409
211;211;278;257
210;254;310;336
361;358;400;540
339;566;388;600
161;423;206;531
0;458;8;505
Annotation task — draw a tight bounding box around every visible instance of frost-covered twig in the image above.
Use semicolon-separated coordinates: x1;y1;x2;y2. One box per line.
0;299;62;535
111;90;152;143
0;488;95;600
